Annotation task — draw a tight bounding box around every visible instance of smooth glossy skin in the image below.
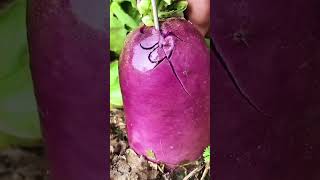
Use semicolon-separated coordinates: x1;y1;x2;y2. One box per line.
212;0;320;179
27;1;107;180
120;18;210;167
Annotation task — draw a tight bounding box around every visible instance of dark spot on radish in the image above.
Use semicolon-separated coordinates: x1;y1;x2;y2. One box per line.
139;26;146;34
233;30;249;47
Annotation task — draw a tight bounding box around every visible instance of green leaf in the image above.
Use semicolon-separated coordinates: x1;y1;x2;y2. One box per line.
137;0;188;26
163;0;173;5
130;0;137;8
113;0;132;2
203;146;210;163
110;61;123;108
0;131;41;149
110;15;128;54
137;0;151;15
0;0;29;80
158;1;188;19
110;0;141;54
0;0;41;143
146;149;156;160
120;1;140;22
111;1;139;29
205;38;211;49
142;15;153;26
0;53;41;139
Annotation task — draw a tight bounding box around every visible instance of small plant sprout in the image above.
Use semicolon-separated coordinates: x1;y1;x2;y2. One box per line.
146;149;156;160
182;146;211;180
200;146;210;180
203;146;210;164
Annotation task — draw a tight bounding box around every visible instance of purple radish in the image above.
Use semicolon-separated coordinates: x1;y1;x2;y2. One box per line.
27;0;107;179
212;0;320;179
119;18;210;167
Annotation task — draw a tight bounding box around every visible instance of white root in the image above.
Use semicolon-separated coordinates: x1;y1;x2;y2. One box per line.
182;165;203;180
200;164;210;180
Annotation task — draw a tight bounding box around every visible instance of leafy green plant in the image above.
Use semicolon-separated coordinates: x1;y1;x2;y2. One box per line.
0;0;41;148
109;0;141;107
110;0;140;55
137;0;188;26
110;61;123;108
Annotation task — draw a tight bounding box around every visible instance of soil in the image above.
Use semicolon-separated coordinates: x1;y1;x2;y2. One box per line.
0;109;209;180
110;109;210;180
0;146;49;180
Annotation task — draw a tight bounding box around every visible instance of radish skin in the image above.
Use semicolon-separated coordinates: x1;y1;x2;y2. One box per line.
120;18;210;167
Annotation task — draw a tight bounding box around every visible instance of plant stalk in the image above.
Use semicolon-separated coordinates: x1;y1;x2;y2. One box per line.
151;0;159;30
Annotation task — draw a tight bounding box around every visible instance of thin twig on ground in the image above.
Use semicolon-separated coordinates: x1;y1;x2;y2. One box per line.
182;165;203;180
200;163;210;180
